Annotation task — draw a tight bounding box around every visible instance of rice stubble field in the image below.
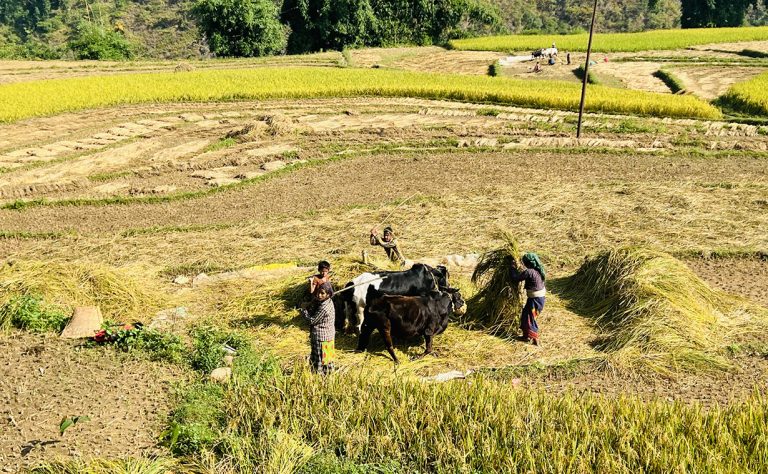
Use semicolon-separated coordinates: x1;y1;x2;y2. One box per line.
0;40;767;473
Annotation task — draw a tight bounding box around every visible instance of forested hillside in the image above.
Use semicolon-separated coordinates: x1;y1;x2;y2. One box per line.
1;0;767;60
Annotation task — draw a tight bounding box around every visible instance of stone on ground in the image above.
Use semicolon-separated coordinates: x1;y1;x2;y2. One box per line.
149;307;190;330
172;275;191;285
210;367;232;383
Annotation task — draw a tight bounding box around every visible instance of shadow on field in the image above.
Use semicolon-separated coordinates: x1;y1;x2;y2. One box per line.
545;276;606;351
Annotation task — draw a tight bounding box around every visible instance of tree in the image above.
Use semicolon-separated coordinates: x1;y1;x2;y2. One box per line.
681;0;752;27
194;0;287;57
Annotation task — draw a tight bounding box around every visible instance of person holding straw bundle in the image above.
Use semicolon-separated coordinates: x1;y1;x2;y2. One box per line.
511;252;546;346
301;281;336;375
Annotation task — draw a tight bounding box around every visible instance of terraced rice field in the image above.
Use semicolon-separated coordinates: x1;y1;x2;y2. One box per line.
0;50;767;472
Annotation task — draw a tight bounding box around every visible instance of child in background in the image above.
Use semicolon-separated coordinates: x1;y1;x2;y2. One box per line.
308;260;331;295
301;281;336;374
370;226;405;265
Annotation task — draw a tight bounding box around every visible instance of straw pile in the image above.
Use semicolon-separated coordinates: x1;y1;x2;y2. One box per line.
561;247;735;373
0;259;166;324
465;232;525;335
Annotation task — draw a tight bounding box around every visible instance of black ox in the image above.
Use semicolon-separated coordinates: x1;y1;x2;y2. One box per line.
356;286;466;364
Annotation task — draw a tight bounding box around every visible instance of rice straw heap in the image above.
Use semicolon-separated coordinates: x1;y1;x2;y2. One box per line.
561;247;735;373
465;232;525;336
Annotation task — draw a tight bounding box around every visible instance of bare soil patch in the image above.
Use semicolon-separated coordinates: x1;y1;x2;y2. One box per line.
0;331;184;472
686;257;768;307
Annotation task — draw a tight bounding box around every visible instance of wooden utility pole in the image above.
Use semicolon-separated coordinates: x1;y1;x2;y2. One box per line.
576;0;599;139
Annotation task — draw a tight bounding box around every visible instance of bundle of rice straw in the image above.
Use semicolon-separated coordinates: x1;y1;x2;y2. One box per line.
0;259;166;324
465;232;525;336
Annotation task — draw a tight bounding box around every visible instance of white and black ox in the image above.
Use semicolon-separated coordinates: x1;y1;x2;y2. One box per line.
339;264;452;335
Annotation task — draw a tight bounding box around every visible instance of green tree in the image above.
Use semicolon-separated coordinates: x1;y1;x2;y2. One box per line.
681;0;752;27
744;0;768;25
194;0;286;57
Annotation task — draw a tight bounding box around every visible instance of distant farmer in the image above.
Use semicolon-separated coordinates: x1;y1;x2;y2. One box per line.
532;61;542;73
370;226;405;265
510;252;546;346
566;51;571;65
308;260;331;295
301;281;336;374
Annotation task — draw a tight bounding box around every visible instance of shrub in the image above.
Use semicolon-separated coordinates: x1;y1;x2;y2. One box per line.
95;323;187;364
574;64;600;84
68;23;134;60
0;294;69;333
487;59;501;76
653;69;686;94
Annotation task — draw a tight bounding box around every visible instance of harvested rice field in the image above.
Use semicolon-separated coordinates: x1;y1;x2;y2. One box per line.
0;43;767;472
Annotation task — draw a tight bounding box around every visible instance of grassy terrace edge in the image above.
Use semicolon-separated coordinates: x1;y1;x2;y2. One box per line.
720;71;768;116
0;67;721;123
449;25;768;53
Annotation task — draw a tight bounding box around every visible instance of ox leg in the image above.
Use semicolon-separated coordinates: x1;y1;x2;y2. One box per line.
356;321;375;352
411;334;434;360
424;334;435;356
380;327;399;364
354;305;365;335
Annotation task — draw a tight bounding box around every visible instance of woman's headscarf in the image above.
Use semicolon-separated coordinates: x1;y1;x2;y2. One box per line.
522;252;546;281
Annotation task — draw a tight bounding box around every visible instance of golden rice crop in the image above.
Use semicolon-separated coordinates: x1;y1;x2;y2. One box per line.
0;259;166;322
450;25;768;53
719;70;768;116
559;247;749;373
185;366;768;473
0;67;721;122
29;458;177;474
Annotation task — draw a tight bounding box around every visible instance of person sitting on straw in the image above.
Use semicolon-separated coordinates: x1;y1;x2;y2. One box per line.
370;226;405;265
301;281;336;375
511;252;547;346
308;260;331;295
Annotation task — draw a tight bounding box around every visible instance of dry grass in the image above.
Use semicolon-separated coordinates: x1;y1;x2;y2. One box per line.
559;247;765;373
0;259;167;323
464;231;525;335
29;457;177;474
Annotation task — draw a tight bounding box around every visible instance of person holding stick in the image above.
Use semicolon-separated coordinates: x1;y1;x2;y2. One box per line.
370;226;405;265
301;281;336;375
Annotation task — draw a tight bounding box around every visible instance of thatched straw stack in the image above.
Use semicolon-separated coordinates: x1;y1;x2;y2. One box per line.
561;247;734;373
465;232;525;335
0;260;166;325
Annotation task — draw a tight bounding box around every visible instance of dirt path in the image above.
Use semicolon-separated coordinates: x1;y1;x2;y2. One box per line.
0;331;184;472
